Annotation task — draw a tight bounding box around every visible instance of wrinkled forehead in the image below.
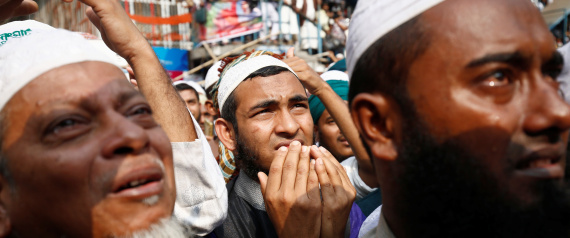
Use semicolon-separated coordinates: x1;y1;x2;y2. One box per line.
3;61;133;117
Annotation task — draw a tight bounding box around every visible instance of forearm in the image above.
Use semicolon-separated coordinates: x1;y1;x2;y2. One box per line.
313;85;370;161
129;48;197;142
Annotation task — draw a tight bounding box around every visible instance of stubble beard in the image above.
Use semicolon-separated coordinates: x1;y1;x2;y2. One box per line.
235;131;268;183
394;102;570;238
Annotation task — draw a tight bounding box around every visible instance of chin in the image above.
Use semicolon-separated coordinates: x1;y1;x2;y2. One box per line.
91;192;176;237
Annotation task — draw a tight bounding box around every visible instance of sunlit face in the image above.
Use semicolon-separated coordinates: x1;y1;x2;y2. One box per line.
405;0;570;207
179;89;202;122
231;71;313;172
0;61;176;237
316;108;353;161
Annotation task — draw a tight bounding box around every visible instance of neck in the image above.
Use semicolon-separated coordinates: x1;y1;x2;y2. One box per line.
357;164;379;188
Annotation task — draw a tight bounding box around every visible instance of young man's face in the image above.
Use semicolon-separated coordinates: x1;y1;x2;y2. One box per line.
179;89;202;122
230;71;313;177
0;61;176;237
316;108;353;161
403;0;570;208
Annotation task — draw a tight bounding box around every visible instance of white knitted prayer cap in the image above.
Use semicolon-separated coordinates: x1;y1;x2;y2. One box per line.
0;20;120;111
321;70;349;82
204;60;223;90
217;55;297;115
346;0;444;78
174;80;207;96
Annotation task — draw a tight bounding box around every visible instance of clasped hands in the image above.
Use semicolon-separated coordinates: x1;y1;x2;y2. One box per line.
258;141;356;238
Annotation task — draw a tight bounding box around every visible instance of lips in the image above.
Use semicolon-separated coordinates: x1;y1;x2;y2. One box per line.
274;139;305;150
514;146;565;179
110;161;165;200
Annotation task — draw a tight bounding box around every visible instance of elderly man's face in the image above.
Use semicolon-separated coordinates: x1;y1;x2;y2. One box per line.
0;61;176;237
230;71;313;178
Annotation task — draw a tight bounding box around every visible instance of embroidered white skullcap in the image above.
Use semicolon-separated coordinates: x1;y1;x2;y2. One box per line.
0;20;120;111
321;70;349;82
174;80;207;96
217;54;297;115
346;0;444;78
205;60;223;90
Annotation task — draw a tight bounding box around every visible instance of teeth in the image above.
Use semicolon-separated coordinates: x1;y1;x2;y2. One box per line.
128;179;148;188
528;159;552;168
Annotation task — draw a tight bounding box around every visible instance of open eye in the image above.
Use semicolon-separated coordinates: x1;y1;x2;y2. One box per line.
128;105;152;117
483;70;512;87
46;116;89;137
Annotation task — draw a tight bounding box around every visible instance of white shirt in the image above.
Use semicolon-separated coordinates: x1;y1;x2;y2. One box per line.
172;113;228;236
341;156;378;200
359;205;396;238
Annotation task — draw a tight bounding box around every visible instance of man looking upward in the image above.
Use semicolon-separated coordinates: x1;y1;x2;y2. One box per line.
348;0;570;237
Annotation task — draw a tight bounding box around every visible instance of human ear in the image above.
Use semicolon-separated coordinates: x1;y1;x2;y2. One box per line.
350;93;398;161
214;118;237;151
0;176;11;237
205;100;217;116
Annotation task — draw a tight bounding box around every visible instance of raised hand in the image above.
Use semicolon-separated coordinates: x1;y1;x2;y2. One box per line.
283;47;327;96
64;0;151;63
258;141;321;238
0;0;38;21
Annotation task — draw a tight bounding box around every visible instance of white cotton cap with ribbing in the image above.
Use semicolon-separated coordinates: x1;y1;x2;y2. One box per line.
217;55;297;115
204;60;223;90
346;0;444;78
320;70;349;82
173;80;207;96
0;20;121;111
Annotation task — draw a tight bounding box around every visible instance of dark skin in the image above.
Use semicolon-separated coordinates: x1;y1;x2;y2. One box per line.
351;0;570;237
0;0;38;22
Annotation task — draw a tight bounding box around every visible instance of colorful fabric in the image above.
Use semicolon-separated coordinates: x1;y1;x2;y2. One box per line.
215;51;297;115
218;141;239;183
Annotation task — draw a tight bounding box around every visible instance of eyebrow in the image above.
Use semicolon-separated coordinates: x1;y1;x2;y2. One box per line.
544;51;564;67
289;94;309;103
248;94;308;112
466;51;529;68
81;89;142;110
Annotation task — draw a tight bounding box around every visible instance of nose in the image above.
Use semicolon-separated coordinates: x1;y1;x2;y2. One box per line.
102;112;151;158
274;109;301;138
522;79;570;139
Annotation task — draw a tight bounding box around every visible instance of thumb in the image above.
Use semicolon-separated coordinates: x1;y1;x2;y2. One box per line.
286;47;295;58
13;0;38;16
258;172;268;197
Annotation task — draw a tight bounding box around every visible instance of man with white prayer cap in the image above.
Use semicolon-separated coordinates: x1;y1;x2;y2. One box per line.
211;50;356;237
205;60;224;92
348;0;570;237
0;0;226;236
174;80;206;123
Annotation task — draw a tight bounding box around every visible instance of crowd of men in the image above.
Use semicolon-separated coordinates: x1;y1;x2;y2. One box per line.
1;0;570;237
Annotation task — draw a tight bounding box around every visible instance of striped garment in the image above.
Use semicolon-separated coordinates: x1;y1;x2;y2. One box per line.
218;141;239;183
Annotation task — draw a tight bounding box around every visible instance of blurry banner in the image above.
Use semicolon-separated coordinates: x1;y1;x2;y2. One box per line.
122;0;194;49
153;46;189;79
204;0;263;43
32;1;98;36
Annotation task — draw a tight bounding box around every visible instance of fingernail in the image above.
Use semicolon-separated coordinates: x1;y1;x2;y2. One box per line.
311;159;316;165
279;146;288;151
302;146;308;152
291;141;300;146
319;147;326;153
317;158;323;165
